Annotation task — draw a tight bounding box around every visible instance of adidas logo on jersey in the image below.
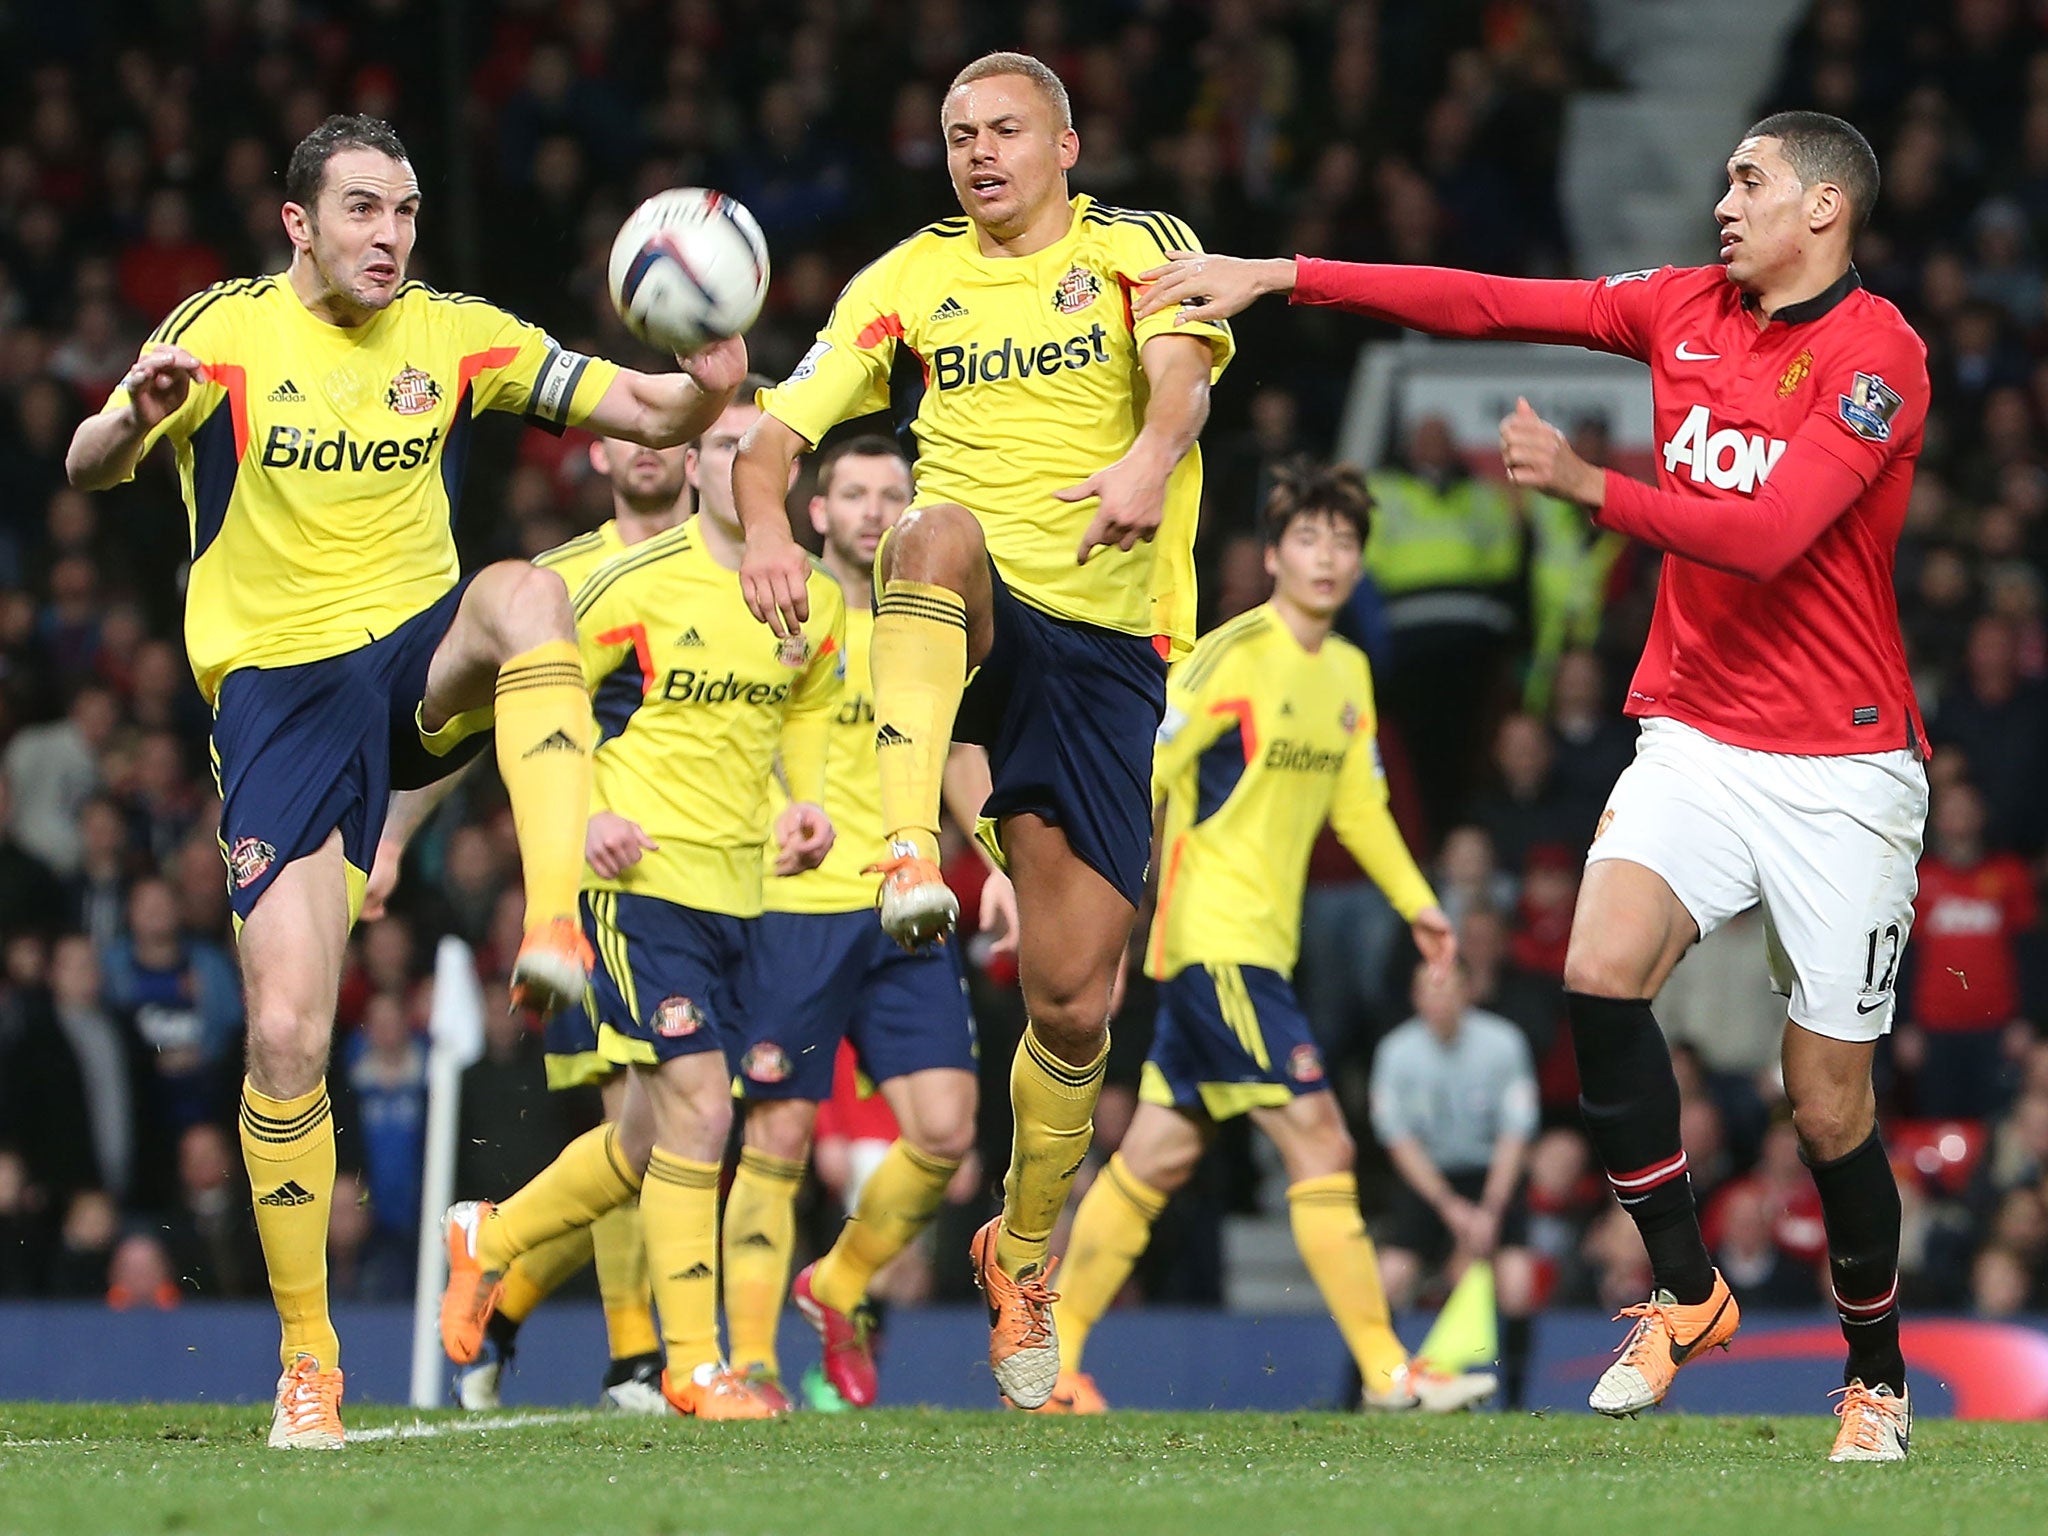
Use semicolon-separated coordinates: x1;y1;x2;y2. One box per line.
931;295;969;322
258;1180;315;1208
521;728;584;758
268;379;306;403
876;723;913;747
676;628;706;647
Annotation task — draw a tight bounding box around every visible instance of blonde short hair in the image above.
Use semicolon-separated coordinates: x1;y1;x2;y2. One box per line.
945;51;1073;131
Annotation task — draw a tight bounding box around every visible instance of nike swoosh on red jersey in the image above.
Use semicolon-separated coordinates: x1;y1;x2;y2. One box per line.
1674;341;1721;361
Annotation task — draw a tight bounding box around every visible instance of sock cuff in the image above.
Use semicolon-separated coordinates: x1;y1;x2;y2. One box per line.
1022;1025;1110;1099
240;1080;332;1149
644;1150;720;1190
1801;1124;1885;1173
602;1126;646;1194
1104;1153;1170;1219
877;580;968;627
898;1141;964;1179
1286;1171;1360;1207
1563;990;1657;1037
737;1146;807;1185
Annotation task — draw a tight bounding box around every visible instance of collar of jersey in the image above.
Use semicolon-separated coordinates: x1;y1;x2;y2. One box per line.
955;195;1091;270
1742;263;1862;326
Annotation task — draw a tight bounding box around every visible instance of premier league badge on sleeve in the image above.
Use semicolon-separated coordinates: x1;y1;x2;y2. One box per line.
1839;371;1902;442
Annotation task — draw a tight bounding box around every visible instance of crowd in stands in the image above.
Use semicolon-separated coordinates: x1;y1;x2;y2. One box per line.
3;0;2047;1336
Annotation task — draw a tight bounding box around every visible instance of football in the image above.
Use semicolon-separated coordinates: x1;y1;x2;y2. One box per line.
606;188;770;356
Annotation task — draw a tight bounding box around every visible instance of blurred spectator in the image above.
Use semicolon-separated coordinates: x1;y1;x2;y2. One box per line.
102;876;242;1134
105;1232;180;1311
1900;779;2035;1117
345;991;428;1287
48;1188;118;1298
1712;1180;1821;1309
1432;824;1516;926
1932;615;2048;854
0;773;64;937
4;682;116;876
1544;648;1635;819
157;1120;262;1300
1521;420;1625;716
455;991;562;1203
1468;712;1589;876
63;793;133;951
47;932;146;1203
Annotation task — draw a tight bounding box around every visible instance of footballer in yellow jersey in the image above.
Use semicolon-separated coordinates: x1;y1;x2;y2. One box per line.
65;114;747;1450
732;51;1230;1408
443;386;844;1422
1043;466;1491;1419
724;437;985;1407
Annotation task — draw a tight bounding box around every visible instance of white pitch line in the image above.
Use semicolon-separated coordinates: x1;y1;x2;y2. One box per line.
348;1410;599;1442
1;1411;598;1450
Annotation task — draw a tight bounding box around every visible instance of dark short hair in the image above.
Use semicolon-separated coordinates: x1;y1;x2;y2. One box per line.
285;114;412;209
816;433;910;496
1742;110;1880;237
1262;460;1372;547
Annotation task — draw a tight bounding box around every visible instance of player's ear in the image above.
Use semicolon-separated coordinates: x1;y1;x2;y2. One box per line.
588;440;609;476
280;200;312;252
1057;126;1080;173
1262;542;1279;581
808;496;829;537
1809;181;1846;236
684;444;702;489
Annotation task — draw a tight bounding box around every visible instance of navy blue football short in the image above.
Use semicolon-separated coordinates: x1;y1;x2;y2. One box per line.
211;575;491;922
953;561;1167;906
583;889;748;1067
542;994;613;1090
734;909;976;1099
1140;962;1331;1121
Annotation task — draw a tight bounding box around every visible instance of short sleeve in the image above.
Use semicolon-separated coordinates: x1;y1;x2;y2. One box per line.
756;256;900;446
1152;640;1237;797
450;297;622;434
1117;213;1234;379
1797;320;1930;486
98;293;235;466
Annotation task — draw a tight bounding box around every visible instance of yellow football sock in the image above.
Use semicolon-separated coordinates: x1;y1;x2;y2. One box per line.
811;1139;960;1316
239;1079;340;1371
593;1200;658;1362
479;1124;641;1271
995;1025;1108;1278
1288;1172;1409;1395
642;1150;723;1376
498;1226;595;1326
872;579;967;863
1054;1153;1168;1372
494;639;593;926
722;1147;805;1376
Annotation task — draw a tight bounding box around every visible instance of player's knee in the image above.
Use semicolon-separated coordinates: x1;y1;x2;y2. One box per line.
244;1010;330;1097
1561;945;1650;1000
745;1099;815;1162
880;503;983;586
503;561;575;635
1787;1088;1871;1162
905;1105;976;1165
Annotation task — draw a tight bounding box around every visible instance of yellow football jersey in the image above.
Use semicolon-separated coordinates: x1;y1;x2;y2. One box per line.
1147;604;1437;981
757;196;1233;657
534;518;628;594
573;523;846;917
762;604;882;913
100;277;620;703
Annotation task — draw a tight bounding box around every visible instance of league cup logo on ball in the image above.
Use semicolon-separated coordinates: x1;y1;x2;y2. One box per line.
1052;264;1102;315
743;1042;792;1083
653;996;705;1038
385;364;441;416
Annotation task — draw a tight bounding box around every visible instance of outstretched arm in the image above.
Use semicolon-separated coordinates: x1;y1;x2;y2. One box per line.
734;412;815;636
580;336;749;448
1134;255;1637;353
67;344;206;490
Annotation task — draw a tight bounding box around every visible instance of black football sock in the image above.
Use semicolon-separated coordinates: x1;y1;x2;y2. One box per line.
1805;1126;1907;1394
1568;991;1716;1305
1501;1314;1533;1409
485;1310;521;1355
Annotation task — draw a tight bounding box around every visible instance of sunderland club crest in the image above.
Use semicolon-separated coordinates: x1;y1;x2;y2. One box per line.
1052;264;1102;315
386;364;441;416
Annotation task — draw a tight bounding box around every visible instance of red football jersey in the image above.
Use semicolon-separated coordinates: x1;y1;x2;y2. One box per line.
1910;852;2036;1031
1293;260;1930;755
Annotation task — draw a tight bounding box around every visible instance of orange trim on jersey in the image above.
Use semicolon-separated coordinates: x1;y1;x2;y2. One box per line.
199;362;249;458
1147;832;1189;976
595;623;655;696
457;345;523;400
1208;697;1258;763
856;312;905;348
1151;634;1171;659
1116;274;1136;333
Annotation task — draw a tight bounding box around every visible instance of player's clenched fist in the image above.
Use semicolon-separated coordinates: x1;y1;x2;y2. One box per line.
740;527;814;636
772;800;834;876
120;344;206;429
1499;396;1605;507
585;810;659;880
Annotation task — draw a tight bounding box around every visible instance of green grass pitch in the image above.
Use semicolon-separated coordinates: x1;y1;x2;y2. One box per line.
2;1405;2044;1536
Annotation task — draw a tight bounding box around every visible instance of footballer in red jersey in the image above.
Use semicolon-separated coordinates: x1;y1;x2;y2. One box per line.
1140;110;1922;1462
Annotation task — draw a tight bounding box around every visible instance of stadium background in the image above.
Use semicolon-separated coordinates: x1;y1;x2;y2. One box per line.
2;0;2047;1411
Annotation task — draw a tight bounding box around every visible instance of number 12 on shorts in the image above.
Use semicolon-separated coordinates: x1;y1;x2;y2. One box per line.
1863;921;1902;997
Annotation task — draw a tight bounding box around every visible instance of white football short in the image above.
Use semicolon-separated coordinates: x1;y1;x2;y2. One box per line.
1586;718;1928;1043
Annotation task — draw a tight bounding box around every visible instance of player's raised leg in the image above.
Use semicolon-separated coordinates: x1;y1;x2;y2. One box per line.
971;813;1128;1408
866;506;994;946
237;830;353;1450
422;560;596;1013
1784;1026;1912;1460
1564;858;1738;1416
800;1066;977;1406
